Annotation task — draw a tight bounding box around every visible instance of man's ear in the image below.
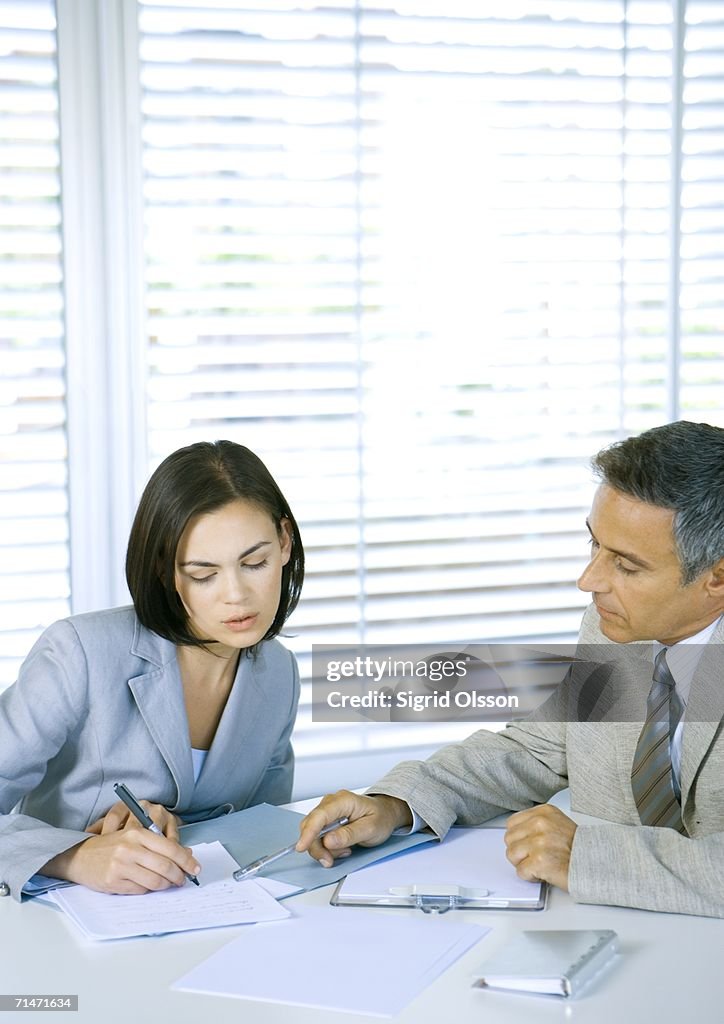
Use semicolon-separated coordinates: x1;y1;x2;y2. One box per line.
704;558;724;600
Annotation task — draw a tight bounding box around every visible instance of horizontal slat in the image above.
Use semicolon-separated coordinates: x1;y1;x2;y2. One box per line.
285;607;589;646
1;599;69;633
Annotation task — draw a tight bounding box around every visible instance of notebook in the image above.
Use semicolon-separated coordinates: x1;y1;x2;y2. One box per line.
473;929;619;997
330;828;546;912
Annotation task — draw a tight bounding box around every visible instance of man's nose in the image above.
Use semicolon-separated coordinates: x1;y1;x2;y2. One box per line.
577;552;609;593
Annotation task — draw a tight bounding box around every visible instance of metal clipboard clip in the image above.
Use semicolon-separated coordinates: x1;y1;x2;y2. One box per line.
387;883;490;915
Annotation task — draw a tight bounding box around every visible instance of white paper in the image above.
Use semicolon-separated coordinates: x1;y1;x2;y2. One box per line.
49;842;289;940
172;904;487;1018
337;828;541;904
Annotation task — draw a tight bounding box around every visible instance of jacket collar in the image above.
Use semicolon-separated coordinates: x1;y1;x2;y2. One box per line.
127;620;193;810
130;616;178;668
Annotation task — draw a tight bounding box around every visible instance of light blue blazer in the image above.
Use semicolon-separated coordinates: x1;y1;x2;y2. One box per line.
0;607;299;900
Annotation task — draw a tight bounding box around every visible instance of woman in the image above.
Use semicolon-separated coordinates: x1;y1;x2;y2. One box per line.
0;441;304;900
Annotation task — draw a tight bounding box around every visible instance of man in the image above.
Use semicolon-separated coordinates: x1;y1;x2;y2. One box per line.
297;421;724;917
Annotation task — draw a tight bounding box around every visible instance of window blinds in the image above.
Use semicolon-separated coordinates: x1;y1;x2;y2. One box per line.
0;0;68;688
680;1;724;419
2;2;722;765
137;1;682;756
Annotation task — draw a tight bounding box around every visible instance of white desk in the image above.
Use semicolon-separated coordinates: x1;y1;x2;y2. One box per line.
2;800;722;1024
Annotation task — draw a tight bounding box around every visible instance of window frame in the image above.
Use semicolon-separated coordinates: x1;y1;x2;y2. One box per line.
56;0;147;613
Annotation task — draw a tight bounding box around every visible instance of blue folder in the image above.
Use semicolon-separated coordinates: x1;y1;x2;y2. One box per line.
180;802;434;893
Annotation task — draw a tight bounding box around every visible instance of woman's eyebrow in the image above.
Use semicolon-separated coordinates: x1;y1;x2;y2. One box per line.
179;540;271;568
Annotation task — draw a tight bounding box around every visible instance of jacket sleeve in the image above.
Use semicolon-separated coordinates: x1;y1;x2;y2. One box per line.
369;714;724;918
368;717;570;838
246;649;300;808
570;823;724;918
0;621;93;900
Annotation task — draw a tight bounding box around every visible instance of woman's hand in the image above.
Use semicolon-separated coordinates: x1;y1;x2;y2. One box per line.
42;830;200;895
87;800;181;841
41;799;193;894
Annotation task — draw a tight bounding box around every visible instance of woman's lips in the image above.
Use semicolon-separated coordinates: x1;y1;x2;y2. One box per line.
222;614;259;632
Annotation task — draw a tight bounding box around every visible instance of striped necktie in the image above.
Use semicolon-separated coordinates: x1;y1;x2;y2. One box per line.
630;648;686;833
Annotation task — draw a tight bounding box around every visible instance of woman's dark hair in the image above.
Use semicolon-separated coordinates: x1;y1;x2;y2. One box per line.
126;441;304;647
592;420;724;584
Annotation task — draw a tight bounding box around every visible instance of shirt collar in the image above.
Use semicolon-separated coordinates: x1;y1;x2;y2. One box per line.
653;615;722;703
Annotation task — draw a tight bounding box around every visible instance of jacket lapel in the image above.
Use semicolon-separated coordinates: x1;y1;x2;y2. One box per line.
680;617;724;813
190;651;268;809
127;620;194;811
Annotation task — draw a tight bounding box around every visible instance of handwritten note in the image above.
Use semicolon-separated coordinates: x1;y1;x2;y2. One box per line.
49;842;290;940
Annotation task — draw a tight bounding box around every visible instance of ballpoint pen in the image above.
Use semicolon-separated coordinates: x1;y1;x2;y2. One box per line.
232;817;349;882
113;782;200;886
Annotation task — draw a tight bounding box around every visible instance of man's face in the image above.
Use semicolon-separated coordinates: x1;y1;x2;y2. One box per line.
577;484;721;645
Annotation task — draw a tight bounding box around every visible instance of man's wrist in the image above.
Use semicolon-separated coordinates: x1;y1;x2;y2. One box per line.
369;794;413;831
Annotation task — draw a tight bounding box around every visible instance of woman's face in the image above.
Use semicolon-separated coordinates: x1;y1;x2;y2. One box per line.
174;498;292;653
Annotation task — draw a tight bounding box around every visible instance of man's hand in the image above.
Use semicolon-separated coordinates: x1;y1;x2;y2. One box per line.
504;804;577;891
41;829;201;895
296;790;412;867
87;799;180;840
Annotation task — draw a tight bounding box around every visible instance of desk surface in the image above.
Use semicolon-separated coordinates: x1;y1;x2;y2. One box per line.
2;800;722;1024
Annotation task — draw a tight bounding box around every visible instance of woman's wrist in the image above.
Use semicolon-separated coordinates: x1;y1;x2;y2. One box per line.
40;840;87;883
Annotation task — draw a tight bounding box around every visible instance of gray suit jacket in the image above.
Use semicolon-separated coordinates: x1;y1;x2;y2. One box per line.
0;607;299;900
370;605;724;917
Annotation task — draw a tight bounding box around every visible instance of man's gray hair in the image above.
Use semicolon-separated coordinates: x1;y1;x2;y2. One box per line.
592;420;724;585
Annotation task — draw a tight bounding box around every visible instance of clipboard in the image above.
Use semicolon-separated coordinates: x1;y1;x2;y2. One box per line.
330;827;547;914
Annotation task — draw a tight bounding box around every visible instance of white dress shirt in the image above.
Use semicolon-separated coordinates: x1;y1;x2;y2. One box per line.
655;615;721;799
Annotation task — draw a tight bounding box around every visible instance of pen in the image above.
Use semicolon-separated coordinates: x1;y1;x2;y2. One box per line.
113;782;200;886
232;817;349;882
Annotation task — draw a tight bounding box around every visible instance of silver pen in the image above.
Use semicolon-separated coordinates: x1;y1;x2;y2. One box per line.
232;817;349;882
